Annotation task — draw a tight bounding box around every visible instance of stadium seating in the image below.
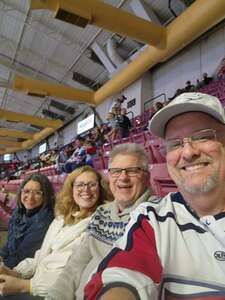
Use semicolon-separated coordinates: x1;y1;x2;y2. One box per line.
39;165;57;176
48;174;67;192
2;179;22;193
147;138;166;163
131;132;146;145
149;163;178;197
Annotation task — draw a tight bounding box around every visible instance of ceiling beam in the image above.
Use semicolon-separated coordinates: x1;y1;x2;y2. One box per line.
13;75;95;105
0;128;34;139
0;108;63;128
30;0;166;48
0;124;63;154
23;0;225;107
0;139;21;147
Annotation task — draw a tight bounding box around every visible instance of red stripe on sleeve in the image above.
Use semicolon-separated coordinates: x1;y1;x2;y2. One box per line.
84;215;162;300
106;216;162;283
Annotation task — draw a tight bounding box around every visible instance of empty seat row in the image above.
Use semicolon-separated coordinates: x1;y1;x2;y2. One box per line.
25;165;57;177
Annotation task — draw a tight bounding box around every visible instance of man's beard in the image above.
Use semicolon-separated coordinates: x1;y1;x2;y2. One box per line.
181;171;219;194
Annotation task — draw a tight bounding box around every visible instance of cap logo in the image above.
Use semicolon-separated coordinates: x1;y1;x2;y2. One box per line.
185;93;204;101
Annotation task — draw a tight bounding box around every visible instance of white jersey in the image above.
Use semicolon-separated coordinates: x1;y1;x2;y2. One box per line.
84;192;225;300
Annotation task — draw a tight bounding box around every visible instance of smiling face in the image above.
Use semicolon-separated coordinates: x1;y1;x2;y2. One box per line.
21;180;44;210
165;112;225;198
73;171;100;212
108;154;149;211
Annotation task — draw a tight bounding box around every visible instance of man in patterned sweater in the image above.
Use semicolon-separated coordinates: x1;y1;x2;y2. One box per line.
84;92;225;300
45;143;155;300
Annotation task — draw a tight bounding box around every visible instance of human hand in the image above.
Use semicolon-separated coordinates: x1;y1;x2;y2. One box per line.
0;264;10;275
0;258;11;276
0;275;29;295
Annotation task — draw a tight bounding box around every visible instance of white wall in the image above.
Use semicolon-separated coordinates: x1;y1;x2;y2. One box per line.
152;24;225;99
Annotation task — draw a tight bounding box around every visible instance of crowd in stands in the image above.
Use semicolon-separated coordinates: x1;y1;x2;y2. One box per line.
0;90;224;299
1;65;225;183
169;72;214;101
0;61;225;298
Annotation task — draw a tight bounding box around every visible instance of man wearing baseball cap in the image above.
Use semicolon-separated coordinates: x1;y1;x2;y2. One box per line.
84;92;225;300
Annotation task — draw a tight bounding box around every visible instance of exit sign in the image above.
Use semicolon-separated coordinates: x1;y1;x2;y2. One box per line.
127;98;136;108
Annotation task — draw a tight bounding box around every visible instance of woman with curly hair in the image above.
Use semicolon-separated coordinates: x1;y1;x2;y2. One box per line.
0;166;111;299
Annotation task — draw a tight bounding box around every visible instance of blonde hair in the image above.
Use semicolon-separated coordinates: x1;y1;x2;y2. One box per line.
55;165;112;225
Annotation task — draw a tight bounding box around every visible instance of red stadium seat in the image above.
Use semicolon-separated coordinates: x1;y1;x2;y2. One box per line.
148;138;166;163
3;179;23;193
149;163;178;197
131;132;146;145
112;139;122;147
103;153;109;169
121;136;132;144
40;165;57;176
25;169;39;176
102;143;112;154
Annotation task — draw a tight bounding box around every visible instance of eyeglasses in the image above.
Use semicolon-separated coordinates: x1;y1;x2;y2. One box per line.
108;167;147;177
73;182;98;191
22;189;43;197
165;129;217;153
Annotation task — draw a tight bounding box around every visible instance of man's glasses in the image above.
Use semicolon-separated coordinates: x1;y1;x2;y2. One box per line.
73;182;99;191
22;189;43;197
165;129;217;153
108;167;147;177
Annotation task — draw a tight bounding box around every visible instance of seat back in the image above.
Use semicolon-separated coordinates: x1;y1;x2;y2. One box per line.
149;163;178;197
148;138;166;163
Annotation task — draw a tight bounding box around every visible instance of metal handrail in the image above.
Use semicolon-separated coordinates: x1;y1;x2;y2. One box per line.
126;111;134;119
144;93;166;111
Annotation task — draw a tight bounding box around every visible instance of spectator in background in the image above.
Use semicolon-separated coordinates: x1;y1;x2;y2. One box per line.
168;88;184;101
83;140;96;167
152;102;164;115
63;136;87;173
110;95;127;114
84;140;96;156
0;166;110;299
100;123;111;144
106;112;119;142
0;174;55;268
55;148;68;174
117;108;132;138
217;58;225;79
196;78;202;89
84;92;225;300
202;72;213;86
184;80;196;92
89;127;104;148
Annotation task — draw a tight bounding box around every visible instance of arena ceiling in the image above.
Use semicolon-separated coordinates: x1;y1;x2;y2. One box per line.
0;0;224;154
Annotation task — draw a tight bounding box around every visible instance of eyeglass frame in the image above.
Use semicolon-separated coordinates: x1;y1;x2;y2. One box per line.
165;128;217;153
108;167;148;178
21;189;43;197
73;181;99;191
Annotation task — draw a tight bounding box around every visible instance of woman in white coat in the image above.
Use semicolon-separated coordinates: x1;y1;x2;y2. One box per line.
0;165;111;299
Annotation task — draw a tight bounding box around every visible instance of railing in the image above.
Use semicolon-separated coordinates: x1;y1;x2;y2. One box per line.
126;111;134;119
144;93;167;111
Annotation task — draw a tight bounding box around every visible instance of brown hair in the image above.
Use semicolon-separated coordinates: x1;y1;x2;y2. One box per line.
17;173;55;209
55;165;112;225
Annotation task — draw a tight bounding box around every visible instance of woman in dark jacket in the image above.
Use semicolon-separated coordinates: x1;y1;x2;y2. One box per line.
0;173;55;268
